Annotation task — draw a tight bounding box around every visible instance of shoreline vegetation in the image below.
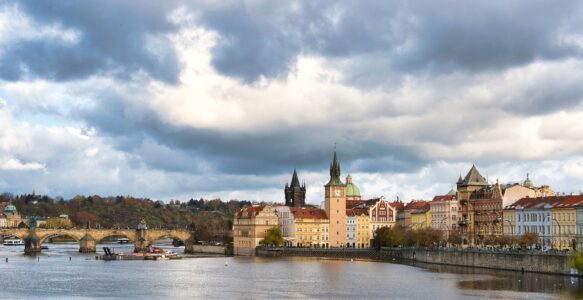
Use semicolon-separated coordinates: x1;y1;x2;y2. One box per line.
0;192;253;244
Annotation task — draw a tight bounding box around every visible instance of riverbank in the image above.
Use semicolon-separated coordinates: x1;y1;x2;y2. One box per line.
256;247;579;277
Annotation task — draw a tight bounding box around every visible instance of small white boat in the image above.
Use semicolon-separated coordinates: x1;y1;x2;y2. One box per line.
3;239;24;246
117;238;131;244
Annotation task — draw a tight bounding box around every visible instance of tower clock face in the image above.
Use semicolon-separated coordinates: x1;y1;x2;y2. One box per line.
335;190;341;197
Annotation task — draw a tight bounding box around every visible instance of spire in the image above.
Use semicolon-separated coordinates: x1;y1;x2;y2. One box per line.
462;164;487;186
326;148;344;186
291;168;300;188
492;178;503;199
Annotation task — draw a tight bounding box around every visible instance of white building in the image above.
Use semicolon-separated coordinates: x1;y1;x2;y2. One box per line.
273;206;295;247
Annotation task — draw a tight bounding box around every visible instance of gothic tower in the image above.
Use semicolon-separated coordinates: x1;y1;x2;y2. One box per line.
285;169;306;207
324;150;346;247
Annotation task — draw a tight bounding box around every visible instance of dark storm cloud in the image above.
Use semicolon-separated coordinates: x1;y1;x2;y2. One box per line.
196;1;582;83
5;1;582;86
0;0;181;83
75;92;425;176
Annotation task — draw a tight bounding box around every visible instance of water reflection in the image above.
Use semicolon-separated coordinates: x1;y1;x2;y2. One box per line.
0;244;581;299
409;261;583;299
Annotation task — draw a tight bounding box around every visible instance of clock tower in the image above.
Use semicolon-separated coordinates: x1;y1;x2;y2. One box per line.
324;150;346;248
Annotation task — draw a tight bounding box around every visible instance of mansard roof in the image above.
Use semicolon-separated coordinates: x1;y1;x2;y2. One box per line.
504;195;583;210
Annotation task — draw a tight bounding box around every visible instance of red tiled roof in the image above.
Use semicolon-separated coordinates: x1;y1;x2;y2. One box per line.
346;208;368;217
235;205;267;218
432;194;455;202
290;207;328;220
505;195;583;210
390;201;405;210
346;200;364;209
404;200;430;210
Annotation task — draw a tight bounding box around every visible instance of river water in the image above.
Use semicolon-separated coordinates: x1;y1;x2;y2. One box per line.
0;243;582;299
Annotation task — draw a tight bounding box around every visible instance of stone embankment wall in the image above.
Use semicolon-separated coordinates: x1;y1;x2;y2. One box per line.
186;244;228;255
257;247;577;276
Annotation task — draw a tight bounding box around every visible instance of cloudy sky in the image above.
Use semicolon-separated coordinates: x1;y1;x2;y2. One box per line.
1;1;583;204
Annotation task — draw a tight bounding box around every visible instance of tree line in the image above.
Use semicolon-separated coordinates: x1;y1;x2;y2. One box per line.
0;192;254;243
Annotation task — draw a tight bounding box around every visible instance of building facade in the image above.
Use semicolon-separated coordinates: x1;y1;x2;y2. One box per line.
233;205;279;256
290;207;329;247
429;192;458;237
273;206;295;247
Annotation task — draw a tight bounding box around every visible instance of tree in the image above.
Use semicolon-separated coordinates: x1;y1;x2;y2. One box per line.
448;230;463;246
518;232;539;249
373;226;406;249
260;227;284;247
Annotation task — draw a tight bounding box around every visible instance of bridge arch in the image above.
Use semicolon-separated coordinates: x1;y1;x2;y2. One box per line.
38;231;84;245
148;230;192;245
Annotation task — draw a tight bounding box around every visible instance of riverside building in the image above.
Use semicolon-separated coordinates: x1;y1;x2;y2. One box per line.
233;205;279;256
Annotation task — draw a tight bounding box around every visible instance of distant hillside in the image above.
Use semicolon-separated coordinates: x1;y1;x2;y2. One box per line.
0;193;253;242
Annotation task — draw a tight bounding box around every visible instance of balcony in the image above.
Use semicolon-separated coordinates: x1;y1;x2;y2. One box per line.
458;219;468;226
459;199;468;205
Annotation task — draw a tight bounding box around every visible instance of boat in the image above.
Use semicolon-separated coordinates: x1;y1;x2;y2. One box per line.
116;238;131;244
41;245;49;250
3;239;24;246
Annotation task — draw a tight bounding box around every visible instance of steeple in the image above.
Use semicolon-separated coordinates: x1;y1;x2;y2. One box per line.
291;168;300;188
326;149;344;186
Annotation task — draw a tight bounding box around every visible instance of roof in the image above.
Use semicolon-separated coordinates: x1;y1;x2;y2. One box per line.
325;150;344;186
432;194;455;202
290;207;328;220
349;208;369;216
345;177;361;197
4;204;17;213
504;195;583;210
390;200;405;210
523;173;533;188
235;205;268;218
346;200;364;209
461;164;487;186
404;200;430;211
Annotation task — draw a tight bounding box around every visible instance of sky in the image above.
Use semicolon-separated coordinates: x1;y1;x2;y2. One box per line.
1;0;583;204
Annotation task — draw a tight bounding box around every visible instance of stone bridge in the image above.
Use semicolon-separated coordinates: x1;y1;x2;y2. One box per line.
0;223;196;255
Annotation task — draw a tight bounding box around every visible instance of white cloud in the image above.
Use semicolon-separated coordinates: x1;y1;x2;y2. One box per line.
0;157;45;171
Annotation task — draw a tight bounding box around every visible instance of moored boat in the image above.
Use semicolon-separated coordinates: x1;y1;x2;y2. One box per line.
3;239;24;246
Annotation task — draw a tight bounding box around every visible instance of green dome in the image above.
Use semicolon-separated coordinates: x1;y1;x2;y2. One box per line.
4;204;17;214
523;173;533;188
345;174;361;197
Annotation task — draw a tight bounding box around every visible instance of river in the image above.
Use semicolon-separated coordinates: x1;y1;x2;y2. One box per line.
1;243;582;299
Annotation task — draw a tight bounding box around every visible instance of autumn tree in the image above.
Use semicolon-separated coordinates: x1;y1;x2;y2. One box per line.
260;227;284;247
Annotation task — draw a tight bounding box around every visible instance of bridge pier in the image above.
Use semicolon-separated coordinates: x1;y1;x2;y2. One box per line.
134;219;150;253
79;234;96;253
24;232;42;255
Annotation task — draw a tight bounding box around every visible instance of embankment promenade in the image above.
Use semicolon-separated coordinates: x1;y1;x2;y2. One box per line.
257;247;579;277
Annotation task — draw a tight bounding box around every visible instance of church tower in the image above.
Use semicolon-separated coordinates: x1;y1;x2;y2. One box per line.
285;169;306;207
324;150;346;247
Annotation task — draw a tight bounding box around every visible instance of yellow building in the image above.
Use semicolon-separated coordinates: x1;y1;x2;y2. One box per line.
552;206;577;250
502;209;516;237
291;208;329;247
355;209;370;248
411;208;431;229
233;205;279;256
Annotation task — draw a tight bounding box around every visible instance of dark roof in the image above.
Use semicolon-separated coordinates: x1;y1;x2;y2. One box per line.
325;150;344;186
461;164;488;186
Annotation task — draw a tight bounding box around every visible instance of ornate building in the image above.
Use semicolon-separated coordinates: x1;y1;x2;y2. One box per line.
233;205;279;256
456;165;503;246
284;169;306;207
